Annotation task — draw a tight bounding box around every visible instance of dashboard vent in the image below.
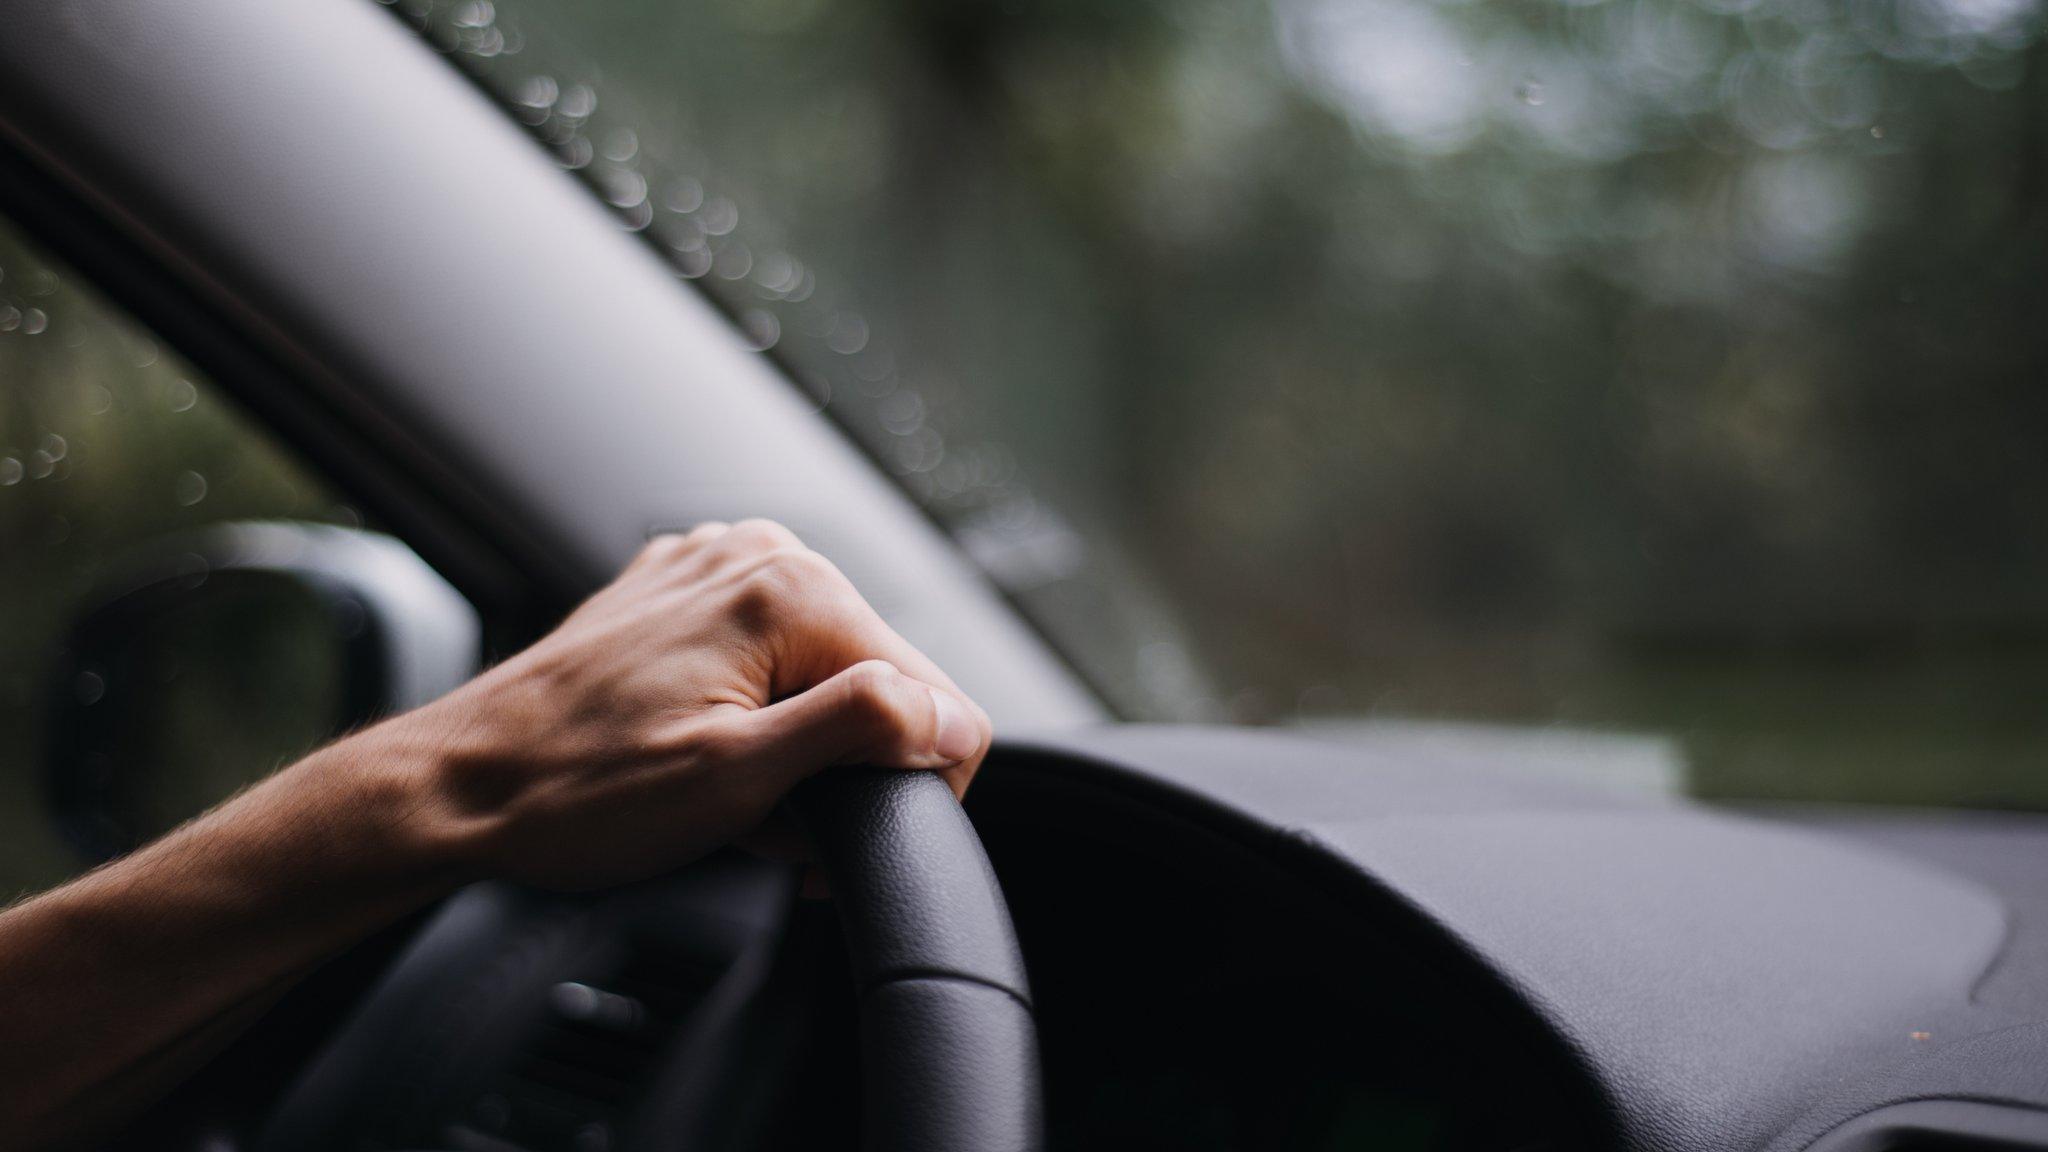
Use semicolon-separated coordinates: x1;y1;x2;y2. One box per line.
445;945;731;1152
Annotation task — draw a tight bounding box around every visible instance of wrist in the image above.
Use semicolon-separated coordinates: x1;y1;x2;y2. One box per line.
307;700;498;895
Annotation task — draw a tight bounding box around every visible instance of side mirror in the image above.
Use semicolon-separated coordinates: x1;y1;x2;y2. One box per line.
42;522;480;861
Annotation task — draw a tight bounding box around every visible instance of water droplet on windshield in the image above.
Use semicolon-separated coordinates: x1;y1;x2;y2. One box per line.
599;168;647;209
674;248;713;279
168;379;198;412
174;470;208;506
663;178;705;214
600;127;639;163
39;433;67;462
879;390;926;435
699;196;739;235
557;83;598;120
1516;80;1546;106
514;75;560;124
740;308;781;350
21;308;47;335
0;456;20;486
826;312;870;355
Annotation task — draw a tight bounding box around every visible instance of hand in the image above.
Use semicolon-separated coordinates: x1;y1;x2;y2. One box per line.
388;519;993;889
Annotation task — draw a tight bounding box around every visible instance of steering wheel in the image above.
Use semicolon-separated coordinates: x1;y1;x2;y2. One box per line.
253;768;1041;1152
794;768;1044;1152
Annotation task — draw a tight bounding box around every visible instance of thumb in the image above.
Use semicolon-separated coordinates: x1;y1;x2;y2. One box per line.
734;659;986;786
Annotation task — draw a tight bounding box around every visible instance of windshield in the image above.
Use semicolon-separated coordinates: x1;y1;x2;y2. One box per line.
407;0;2048;809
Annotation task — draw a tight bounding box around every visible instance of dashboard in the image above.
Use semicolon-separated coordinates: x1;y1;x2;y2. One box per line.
156;727;2048;1152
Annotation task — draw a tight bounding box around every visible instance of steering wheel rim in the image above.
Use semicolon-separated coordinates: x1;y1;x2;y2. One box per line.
795;769;1045;1152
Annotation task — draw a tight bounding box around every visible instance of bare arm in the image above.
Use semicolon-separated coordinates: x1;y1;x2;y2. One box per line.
0;520;992;1149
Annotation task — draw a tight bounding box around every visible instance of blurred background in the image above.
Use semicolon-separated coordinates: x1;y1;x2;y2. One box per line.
4;0;2048;886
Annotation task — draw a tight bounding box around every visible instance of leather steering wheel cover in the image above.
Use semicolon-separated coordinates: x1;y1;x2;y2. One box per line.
798;769;1044;1152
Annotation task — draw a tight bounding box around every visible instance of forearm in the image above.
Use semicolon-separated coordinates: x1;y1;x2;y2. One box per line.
0;524;992;1150
0;716;473;1148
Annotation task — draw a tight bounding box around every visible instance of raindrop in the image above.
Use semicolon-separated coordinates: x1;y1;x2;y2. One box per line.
168;379;198;412
664;178;705;214
675;248;714;279
557;83;598;120
600;127;639;163
26;268;57;295
74;670;106;706
132;336;158;366
1869;125;1885;138
21;308;47;335
514;75;559;123
893;427;945;473
754;251;800;294
0;457;20;486
466;26;506;57
518;75;559;108
699;196;739;235
878;390;926;435
826;312;870;355
0;305;18;332
26;450;54;479
174;470;208;506
666;224;708;257
713;240;754;280
1516;80;1547;106
39;433;66;461
740;308;781;350
85;385;113;414
559;136;594;169
599;168;648;209
333;597;369;640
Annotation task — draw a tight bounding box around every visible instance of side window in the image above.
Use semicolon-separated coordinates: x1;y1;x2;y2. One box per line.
0;210;361;893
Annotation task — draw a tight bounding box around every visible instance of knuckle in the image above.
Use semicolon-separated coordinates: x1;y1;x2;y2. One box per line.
636;523;726;571
839;660;915;739
722;548;864;648
727;551;814;628
728;569;790;631
684;711;751;766
726;518;803;552
637;532;691;564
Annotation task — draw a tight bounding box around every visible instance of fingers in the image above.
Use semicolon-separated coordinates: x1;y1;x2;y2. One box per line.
799;612;992;798
632;520;996;798
729;659;985;787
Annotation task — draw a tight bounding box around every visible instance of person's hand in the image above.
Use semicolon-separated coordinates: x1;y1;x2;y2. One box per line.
382;519;993;889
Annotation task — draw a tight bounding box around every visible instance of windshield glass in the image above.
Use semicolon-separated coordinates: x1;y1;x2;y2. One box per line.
406;0;2048;808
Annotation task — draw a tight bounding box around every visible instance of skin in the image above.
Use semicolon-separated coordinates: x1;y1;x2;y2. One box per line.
0;519;993;1150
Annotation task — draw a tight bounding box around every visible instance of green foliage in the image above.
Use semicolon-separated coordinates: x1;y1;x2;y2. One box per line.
456;0;2048;806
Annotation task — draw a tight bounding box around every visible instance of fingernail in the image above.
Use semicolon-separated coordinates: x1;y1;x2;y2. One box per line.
930;689;980;762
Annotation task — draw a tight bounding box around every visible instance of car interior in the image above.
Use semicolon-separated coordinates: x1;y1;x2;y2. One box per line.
2;0;2047;1150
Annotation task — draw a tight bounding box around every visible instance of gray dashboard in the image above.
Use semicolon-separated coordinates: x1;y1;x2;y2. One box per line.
250;726;2048;1152
992;726;2048;1152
